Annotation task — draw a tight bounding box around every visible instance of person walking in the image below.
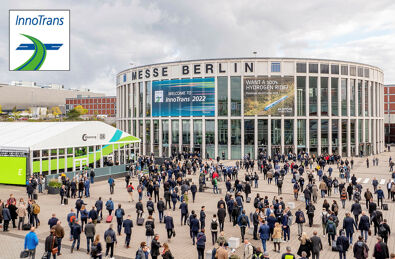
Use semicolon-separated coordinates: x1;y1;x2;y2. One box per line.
190;214;200;245
259;220;270;252
210;215;219;245
24;227;39;259
295;208;306;237
375;187;384;208
196;229;206;259
343;212;357;244
108;176;115;194
244;239;254;259
180;200;189;226
157;198;165;223
200;206;206;230
373;236;389;259
306;202;315;227
237;210;250;242
310;231;322;259
53;221;64;256
145;215;155;245
2;204;11;232
252;208;260;240
104;224;117;259
95;197;103;220
44;229;58;259
281;246;296;259
84;218;96;255
336;230;349;259
105;198;114;216
115;204;125;235
122;215;133;248
151;234;161;259
351;200;362;225
217;204;226;232
71;219;82;253
378;219;391;244
272;222;282;253
163;212;174;241
358;212;370;242
90;234;102;259
297;232;312;259
353;235;369;259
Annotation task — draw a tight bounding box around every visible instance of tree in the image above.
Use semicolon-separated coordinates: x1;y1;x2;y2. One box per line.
51;106;62;117
74;105;88;115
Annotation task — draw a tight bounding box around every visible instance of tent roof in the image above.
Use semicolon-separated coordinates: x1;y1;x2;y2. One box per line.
0;122;140;150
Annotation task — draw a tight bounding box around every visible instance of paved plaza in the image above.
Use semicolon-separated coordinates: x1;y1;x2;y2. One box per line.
1;152;395;259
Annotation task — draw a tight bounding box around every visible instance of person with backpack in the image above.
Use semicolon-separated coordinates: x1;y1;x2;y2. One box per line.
90;234;102;259
295;208;305;237
210;214;219;245
237;210;250;242
84;218;96;255
80;205;89;231
31;201;40;228
147;197;155;216
306;202;315;227
104;224;117;259
277;177;283;195
326;216;337;246
66;209;76;241
44;229;58;259
196;229;206;259
105;198;114;216
70;219;82;253
336;230;349;259
378;219;391;244
145;215;155;245
212;177;218;194
353;235;369;259
115;204;125;235
127;183;134;202
122;215;133;248
75;198;85;219
108;176;115;195
373;236;389;259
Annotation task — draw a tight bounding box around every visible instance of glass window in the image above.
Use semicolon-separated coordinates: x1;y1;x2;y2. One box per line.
322;119;329;147
153;120;159;156
230;76;241;116
351;119;356;146
321;77;329;116
332;119;339;151
218;120;228;159
162;120;169;144
341;79;348;116
320;64;329;74
309;63;318;73
271;62;281;72
271;119;281;146
217;77;228;116
193;120;202;145
258;119;268;146
358;67;364;77
364;81;369;116
371;82;374;116
297;76;306;116
134;84;138;117
309;77;318;116
331;64;339;74
205;120;215;159
244;119;255;159
341;65;348;75
297;119;306;148
284;119;293;145
310;119;318;148
139;120;143;140
342;120;348;156
182;120;190;145
146;82;151;117
358;80;363;116
231;120;241;159
296;63;306;73
145;120;151;153
171;120;179;144
139;82;144;117
365;119;369;142
358;119;363;143
364;68;369;78
350;79;355;116
331;78;339;116
350;66;356;76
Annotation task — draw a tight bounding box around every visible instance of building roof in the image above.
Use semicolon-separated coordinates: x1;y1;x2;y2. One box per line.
0;121;139;150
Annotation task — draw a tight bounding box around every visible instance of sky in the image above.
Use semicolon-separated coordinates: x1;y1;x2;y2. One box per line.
1;0;395;95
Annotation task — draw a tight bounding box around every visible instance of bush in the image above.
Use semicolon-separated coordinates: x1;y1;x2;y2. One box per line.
48;179;62;188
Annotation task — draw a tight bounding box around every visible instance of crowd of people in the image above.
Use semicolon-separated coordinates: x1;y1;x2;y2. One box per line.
5;151;394;259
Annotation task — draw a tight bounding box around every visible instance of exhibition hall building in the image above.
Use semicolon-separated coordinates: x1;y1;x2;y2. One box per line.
116;58;384;159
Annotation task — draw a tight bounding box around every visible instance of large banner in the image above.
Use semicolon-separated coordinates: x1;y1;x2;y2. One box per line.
0;157;26;185
244;76;294;116
152;78;215;117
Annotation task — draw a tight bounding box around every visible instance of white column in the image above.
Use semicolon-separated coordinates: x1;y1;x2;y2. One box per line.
255;118;258;160
318;118;321;155
227;119;231;159
328;118;332;153
268;116;272;157
280;116;284;154
306;119;310;153
355;120;359;156
241;119;245;159
347;119;351;157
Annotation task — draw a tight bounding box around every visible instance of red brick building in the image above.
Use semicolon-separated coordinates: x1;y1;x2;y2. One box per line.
66;96;116;117
385;85;395;144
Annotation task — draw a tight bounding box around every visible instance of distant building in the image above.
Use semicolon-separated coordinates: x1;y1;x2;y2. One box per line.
385;84;395;144
66;96;116;117
0;81;104;112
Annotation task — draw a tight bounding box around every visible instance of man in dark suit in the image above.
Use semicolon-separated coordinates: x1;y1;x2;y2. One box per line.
343;212;357;244
190;214;200;245
164;213;174;241
350;200;362;225
310;231;322;259
122;215;133;248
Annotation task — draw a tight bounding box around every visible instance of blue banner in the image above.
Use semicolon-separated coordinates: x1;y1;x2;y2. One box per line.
152;78;215;117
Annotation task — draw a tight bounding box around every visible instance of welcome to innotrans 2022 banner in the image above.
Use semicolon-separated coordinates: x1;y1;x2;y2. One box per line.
152;78;215;117
244;76;295;116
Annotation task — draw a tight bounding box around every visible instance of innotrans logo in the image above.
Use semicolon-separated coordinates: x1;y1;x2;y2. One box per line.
9;10;70;71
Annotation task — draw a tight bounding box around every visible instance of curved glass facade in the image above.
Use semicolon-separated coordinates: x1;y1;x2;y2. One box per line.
116;58;384;159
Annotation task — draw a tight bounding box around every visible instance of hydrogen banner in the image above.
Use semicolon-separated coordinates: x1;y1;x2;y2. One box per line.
244;76;294;116
152;78;215;117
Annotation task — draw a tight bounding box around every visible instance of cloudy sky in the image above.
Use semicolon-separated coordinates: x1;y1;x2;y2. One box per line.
1;0;395;95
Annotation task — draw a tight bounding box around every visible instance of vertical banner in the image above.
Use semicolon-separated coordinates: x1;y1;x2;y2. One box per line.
244;76;294;116
152;78;215;117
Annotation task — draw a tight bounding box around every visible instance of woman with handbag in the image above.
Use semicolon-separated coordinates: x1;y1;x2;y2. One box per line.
91;235;103;259
44;229;58;259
